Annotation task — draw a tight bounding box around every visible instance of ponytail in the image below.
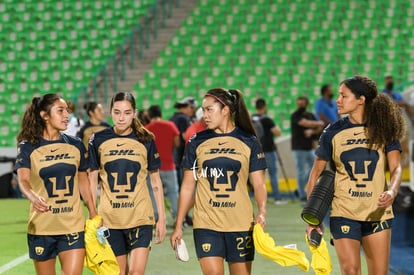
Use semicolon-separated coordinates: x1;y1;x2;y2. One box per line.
342;76;406;149
17;94;62;145
366;93;406;149
131;117;154;143
205;88;257;136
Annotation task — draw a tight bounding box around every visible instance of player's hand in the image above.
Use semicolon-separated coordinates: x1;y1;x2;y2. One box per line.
255;213;266;229
154;219;166;244
306;224;323;237
32;195;49;213
377;190;395;208
170;224;183;249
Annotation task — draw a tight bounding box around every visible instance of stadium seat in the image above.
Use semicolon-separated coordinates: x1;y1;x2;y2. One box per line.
0;0;158;146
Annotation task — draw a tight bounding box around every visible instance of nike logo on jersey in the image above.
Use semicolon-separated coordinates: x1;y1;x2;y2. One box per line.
116;143;125;147
50;148;59;152
353;132;363;136
218;142;228;145
239;252;249;257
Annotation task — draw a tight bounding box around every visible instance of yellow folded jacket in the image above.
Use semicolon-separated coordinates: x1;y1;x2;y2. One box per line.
84;215;120;275
253;224;309;272
305;234;332;275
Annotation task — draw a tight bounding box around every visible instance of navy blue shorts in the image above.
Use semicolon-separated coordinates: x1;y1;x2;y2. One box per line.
330;217;392;242
107;225;153;256
193;229;254;262
27;232;85;261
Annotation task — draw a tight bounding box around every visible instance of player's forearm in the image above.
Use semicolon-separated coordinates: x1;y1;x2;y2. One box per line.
88;170;99;207
151;176;167;222
78;172;97;218
254;183;267;216
174;183;195;230
388;164;402;197
306;158;327;198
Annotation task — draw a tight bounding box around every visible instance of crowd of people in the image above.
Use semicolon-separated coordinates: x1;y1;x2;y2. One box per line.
11;74;408;274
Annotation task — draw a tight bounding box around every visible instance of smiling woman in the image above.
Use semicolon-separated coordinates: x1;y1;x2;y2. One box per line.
14;94;97;275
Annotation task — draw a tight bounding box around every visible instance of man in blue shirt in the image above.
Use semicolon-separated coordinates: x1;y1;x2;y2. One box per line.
382;75;404;102
382;75;414;119
314;84;339;126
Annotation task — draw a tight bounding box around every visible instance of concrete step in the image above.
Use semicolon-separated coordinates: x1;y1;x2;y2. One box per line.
107;0;198;95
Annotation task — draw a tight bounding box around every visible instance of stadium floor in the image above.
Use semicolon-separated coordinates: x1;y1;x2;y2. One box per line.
0;198;412;274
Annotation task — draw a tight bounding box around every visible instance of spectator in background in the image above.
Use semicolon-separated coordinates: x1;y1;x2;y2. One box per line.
146;105;180;222
184;107;207;143
315;84;339;126
290;96;324;201
63;100;84;136
170;97;197;226
77;101;110;150
382;75;414;119
252;98;286;205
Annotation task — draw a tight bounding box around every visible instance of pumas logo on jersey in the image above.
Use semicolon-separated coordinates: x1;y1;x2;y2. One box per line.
35;246;44;255
202;243;211;252
40;163;76;204
341;225;350;234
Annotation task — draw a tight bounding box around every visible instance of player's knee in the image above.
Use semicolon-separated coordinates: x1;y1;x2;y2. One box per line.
341;263;360;275
128;268;145;275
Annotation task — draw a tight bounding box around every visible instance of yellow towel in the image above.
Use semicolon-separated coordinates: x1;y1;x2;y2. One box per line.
84;215;120;275
305;234;332;275
253;224;309;272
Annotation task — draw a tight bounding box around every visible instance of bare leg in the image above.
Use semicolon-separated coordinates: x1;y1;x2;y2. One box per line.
58;248;85;275
129;247;150;275
199;256;225;275
229;261;252;275
361;229;391;275
116;255;128;275
333;238;362;275
33;258;56;275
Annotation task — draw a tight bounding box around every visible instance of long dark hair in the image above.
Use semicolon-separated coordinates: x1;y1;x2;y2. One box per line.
205;88;257;136
110;92;154;143
17;94;63;144
83;101;99;117
341;75;406;148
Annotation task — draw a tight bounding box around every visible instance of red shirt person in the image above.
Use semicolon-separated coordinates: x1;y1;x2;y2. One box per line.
185;107;207;144
146;105;180;220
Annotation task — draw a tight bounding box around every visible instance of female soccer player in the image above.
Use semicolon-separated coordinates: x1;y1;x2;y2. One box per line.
77;101;110;150
306;75;406;275
170;88;268;275
15;94;97;275
88;92;166;275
